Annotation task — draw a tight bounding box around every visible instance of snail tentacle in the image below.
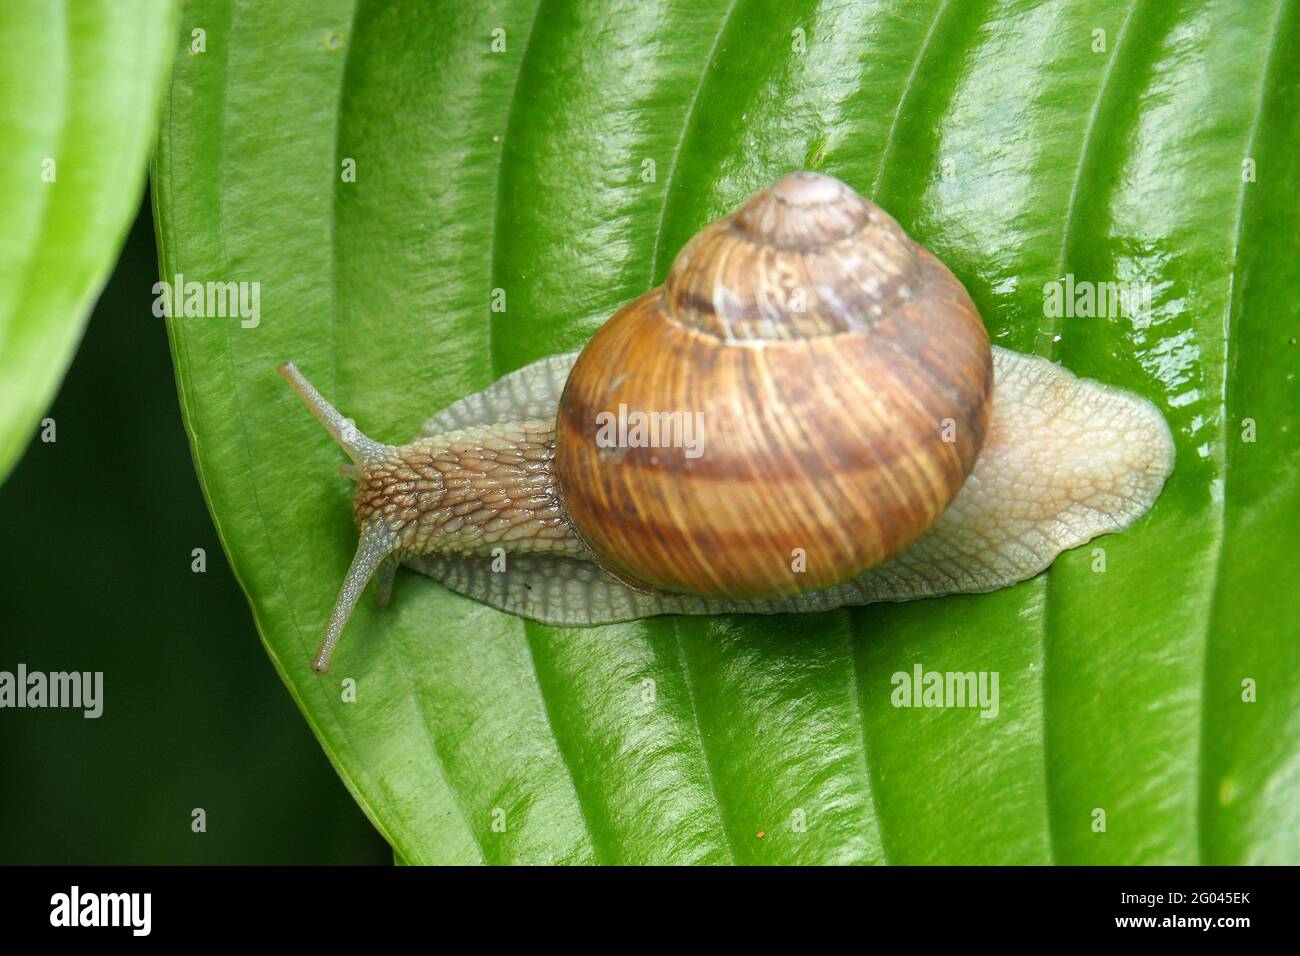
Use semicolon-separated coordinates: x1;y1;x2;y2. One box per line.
277;362;389;465
311;521;397;674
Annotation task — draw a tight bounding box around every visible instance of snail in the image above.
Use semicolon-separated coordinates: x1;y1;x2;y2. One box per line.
280;172;1174;674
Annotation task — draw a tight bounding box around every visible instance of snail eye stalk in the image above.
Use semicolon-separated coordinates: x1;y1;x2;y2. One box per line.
309;524;395;675
277;362;388;466
279;361;396;674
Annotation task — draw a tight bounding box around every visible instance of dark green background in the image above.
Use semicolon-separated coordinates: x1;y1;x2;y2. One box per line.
0;202;388;864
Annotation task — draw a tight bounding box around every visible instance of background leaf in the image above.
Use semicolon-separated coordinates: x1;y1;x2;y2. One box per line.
155;0;1299;864
0;208;387;865
0;0;178;484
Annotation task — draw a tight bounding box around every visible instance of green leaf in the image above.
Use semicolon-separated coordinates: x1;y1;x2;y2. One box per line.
155;0;1299;864
0;0;178;484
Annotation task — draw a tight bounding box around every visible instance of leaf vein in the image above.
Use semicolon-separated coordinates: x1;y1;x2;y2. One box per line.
522;621;604;863
1038;0;1145;866
648;0;741;283
1039;0;1143;359
1197;0;1292;864
843;616;893;864
487;0;544;377
672;622;738;862
869;0;954;200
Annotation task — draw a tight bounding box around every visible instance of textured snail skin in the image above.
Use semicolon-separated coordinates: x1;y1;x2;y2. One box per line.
350;421;584;560
556;174;992;597
278;172;1175;673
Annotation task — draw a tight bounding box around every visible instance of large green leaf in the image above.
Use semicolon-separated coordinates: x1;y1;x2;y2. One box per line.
0;0;177;484
154;0;1299;864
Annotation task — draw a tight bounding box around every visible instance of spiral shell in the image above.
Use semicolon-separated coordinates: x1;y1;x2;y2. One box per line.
556;171;992;598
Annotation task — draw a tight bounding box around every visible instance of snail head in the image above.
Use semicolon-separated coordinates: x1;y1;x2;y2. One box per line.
278;362;583;673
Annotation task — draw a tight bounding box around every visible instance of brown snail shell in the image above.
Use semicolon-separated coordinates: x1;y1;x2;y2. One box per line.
554;172;993;598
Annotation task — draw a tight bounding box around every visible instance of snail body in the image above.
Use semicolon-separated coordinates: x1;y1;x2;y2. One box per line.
280;172;1174;674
